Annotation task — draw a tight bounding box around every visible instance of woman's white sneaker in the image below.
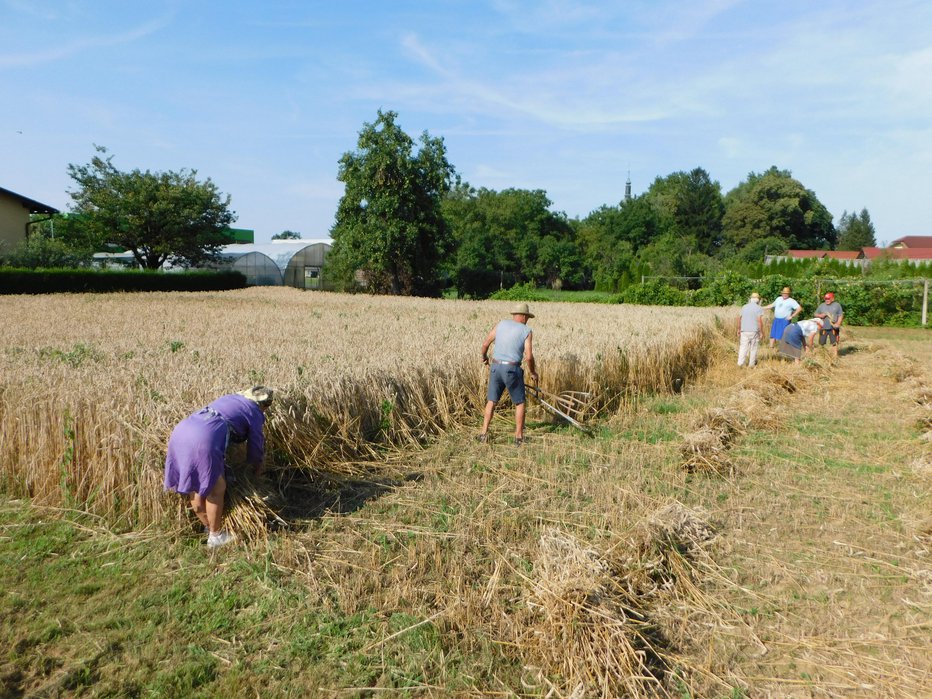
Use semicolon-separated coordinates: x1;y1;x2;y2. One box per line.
207;530;234;548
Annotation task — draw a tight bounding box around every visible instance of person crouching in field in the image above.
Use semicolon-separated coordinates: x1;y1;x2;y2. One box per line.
164;386;274;548
736;293;764;368
764;286;802;349
777;319;821;363
478;303;539;446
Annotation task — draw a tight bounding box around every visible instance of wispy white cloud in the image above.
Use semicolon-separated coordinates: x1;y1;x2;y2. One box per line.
0;11;174;69
397;32;675;131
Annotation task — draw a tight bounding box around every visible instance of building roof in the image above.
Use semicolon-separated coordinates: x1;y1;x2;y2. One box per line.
785;249;826;258
893;247;932;260
859;246;932;260
889;235;932;248
823;250;861;260
0;186;60;214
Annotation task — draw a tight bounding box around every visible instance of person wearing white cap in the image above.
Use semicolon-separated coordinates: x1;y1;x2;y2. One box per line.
164;386;274;548
736;293;764;368
477;303;539;446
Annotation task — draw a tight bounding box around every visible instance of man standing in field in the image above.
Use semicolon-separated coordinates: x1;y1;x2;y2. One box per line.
815;291;844;358
736;292;765;368
764;286;802;349
478;302;539;446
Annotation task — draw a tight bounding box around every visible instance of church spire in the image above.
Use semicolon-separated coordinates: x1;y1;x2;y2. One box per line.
624;170;632;202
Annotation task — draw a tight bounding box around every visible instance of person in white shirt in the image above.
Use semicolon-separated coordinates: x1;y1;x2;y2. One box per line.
763;286;802;349
777;319;820;363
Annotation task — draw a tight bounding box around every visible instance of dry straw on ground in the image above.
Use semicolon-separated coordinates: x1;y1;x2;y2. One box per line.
516;504;723;698
680;365;805;475
0;288;724;535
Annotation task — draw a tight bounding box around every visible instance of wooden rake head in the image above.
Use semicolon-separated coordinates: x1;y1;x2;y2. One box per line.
524;384;595;432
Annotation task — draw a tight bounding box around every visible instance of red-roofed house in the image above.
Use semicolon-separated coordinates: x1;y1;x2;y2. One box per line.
859;246;932;264
890;236;932;249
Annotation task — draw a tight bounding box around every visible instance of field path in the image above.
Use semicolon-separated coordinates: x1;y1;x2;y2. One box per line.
691;330;932;697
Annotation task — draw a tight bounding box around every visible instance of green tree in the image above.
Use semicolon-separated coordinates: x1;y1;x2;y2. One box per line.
442;185;582;296
272;230;302;240
329;110;455;296
836;208;877;250
721;166;835;254
1;213;99;268
645;167;724;255
636;232;718;283
66;146;236;269
4;230;92;269
576;198;659;292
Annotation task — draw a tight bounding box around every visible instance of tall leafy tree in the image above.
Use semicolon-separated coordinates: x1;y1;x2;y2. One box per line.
645;167;724;255
66;146;236;269
443;185;582;295
721;166;835;253
836;208;877;250
329;110;455;296
576;197;659;291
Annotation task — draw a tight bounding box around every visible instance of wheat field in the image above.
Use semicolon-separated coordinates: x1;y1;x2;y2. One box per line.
0;288;724;531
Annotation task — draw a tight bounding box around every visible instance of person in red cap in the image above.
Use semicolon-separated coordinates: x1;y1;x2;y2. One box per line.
814;291;844;358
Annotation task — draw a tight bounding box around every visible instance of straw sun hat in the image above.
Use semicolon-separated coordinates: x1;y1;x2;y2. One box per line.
510;302;535;318
239;386;275;407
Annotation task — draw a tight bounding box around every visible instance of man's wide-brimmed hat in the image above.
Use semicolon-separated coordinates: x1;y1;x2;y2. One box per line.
510;303;535;318
240;385;274;407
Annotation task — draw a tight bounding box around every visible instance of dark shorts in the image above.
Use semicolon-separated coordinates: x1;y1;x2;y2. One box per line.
819;327;839;346
487;363;525;404
770;317;790;340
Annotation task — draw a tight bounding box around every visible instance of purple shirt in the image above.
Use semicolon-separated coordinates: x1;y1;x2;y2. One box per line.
164;394;266;497
205;394;267;465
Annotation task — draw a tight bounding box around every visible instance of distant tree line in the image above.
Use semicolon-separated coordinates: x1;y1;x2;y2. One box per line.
327;111;880;298
3;112;884;300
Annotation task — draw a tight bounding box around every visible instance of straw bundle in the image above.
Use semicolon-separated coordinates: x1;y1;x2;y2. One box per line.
640;502;716;555
880;352;920;382
726;389;783;429
521;529;669;698
679;427;734;475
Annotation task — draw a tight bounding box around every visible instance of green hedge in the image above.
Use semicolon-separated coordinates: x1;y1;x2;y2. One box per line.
0;268;247;294
622;272;929;327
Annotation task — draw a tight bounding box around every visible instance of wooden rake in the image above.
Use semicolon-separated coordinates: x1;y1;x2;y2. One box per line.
524;383;594;433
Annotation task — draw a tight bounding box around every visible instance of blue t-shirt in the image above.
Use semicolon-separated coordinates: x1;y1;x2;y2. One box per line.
493;319;531;363
771;296;800;319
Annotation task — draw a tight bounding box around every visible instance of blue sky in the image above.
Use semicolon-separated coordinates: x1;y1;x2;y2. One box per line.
2;0;930;245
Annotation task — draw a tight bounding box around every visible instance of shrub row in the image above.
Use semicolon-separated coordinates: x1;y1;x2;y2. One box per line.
0;268;247;294
620;272;929;327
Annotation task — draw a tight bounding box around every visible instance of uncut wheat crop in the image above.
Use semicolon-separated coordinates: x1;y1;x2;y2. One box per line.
0;288;724;531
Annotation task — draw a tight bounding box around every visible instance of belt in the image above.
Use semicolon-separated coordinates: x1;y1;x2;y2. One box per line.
491;359;520;365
